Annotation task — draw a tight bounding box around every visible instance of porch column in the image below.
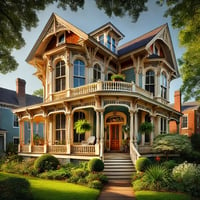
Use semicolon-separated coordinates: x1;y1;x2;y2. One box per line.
96;111;100;144
66;113;71;154
18;119;23;152
30;118;34;152
150;115;155;145
100;109;104;159
44;115;48;153
129;110;134;143
134;110;138;148
166;117;169;134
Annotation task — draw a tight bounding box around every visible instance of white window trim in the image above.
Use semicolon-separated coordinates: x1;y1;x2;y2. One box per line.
181;114;188;129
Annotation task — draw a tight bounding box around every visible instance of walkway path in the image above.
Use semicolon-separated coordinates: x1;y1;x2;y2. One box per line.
98;180;136;200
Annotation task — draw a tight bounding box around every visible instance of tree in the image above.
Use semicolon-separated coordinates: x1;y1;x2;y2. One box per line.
33;88;43;98
153;134;192;159
0;0;84;74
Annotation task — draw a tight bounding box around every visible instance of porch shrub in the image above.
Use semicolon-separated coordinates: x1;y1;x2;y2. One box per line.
135;157;151;172
86;172;108;184
88;158;104;172
0;177;33;200
172;162;200;197
34;154;60;173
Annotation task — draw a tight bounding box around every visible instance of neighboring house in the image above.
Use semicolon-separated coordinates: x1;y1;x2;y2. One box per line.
14;13;181;161
0;78;42;152
169;90;200;136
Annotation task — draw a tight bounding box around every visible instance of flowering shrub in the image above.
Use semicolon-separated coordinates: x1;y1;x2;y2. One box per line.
172;162;200;197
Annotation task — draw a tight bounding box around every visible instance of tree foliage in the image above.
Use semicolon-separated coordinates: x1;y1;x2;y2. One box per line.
33;88;43;98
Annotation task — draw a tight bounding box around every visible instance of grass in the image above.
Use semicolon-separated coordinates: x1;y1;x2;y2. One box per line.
0;172;99;200
135;191;191;200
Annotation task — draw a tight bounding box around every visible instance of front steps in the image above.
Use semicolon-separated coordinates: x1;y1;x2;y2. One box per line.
103;153;135;180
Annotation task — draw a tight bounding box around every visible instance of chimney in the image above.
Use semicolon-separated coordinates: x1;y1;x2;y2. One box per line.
16;78;26;106
174;90;181;112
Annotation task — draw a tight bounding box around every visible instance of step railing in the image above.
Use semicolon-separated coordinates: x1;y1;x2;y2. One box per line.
130;142;141;165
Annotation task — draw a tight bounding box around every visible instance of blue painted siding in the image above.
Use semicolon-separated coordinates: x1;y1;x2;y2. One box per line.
0;107;19;144
123;68;135;83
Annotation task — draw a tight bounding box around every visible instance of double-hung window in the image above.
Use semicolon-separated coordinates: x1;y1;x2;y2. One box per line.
93;64;101;82
55;61;66;92
145;70;155;95
161;72;167;99
73;60;85;87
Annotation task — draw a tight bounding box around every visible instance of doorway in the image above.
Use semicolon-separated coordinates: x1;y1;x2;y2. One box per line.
110;124;120;150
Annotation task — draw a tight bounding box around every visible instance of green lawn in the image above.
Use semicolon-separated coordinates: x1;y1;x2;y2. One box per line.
135;191;191;200
0;172;99;200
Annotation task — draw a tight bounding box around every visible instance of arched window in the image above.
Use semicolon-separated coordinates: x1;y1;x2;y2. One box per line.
73;112;85;143
55;60;65;92
145;70;155;95
161;72;167;99
93;64;101;82
55;113;66;144
73;60;85;87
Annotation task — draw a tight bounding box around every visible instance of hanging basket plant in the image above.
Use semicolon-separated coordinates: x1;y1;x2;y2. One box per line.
74;119;91;134
111;74;125;81
139;122;153;134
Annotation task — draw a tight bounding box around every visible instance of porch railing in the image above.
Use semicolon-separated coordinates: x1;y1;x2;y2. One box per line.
32;145;45;153
71;145;95;155
68;81;153;98
130;142;141;165
48;145;67;154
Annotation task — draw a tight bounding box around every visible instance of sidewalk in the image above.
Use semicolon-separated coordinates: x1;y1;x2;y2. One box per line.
98;180;136;200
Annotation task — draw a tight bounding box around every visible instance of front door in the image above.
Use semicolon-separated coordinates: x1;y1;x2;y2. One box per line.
110;124;120;151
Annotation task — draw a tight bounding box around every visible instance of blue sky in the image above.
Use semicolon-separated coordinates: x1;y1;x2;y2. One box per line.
0;0;184;102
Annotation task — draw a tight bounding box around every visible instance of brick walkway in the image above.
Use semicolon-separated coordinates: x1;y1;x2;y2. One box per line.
98;180;136;200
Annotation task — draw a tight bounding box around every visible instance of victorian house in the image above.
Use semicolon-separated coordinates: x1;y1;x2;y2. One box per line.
14;13;181;162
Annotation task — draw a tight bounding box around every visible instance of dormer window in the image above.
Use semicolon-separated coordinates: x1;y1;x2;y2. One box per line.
98;34;116;53
99;34;104;45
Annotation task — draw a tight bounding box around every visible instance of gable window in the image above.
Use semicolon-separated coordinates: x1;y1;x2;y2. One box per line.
58;33;65;44
73;112;85;143
55;113;66;144
161;72;167;99
145;70;155;95
93;64;101;82
181;115;188;128
55;60;66;92
73;60;85;87
13;114;19;127
160;117;167;134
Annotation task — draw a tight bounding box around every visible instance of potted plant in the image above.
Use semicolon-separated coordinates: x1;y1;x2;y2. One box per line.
74;119;92;142
139;122;153;134
33;134;44;145
111;74;125;81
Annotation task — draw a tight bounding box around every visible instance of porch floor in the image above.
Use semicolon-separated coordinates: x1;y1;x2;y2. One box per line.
104;152;130;160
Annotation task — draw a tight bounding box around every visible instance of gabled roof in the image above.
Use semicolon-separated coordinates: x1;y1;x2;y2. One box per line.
0;87;42;108
117;24;165;56
26;13;88;63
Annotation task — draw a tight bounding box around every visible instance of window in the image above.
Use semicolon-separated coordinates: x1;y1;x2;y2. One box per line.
93;64;101;82
55;60;66;92
99;35;104;45
160;117;167;134
107;35;111;49
161;72;167;99
112;38;116;53
58;33;65;44
13;114;19;127
55;113;66;144
73;60;85;87
181;115;188;128
197;115;200;128
145;70;155;95
13;137;19;145
73;112;85;143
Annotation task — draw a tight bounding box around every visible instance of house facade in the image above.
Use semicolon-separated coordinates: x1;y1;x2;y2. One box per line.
14;13;181;161
0;78;42;152
169;90;200;136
